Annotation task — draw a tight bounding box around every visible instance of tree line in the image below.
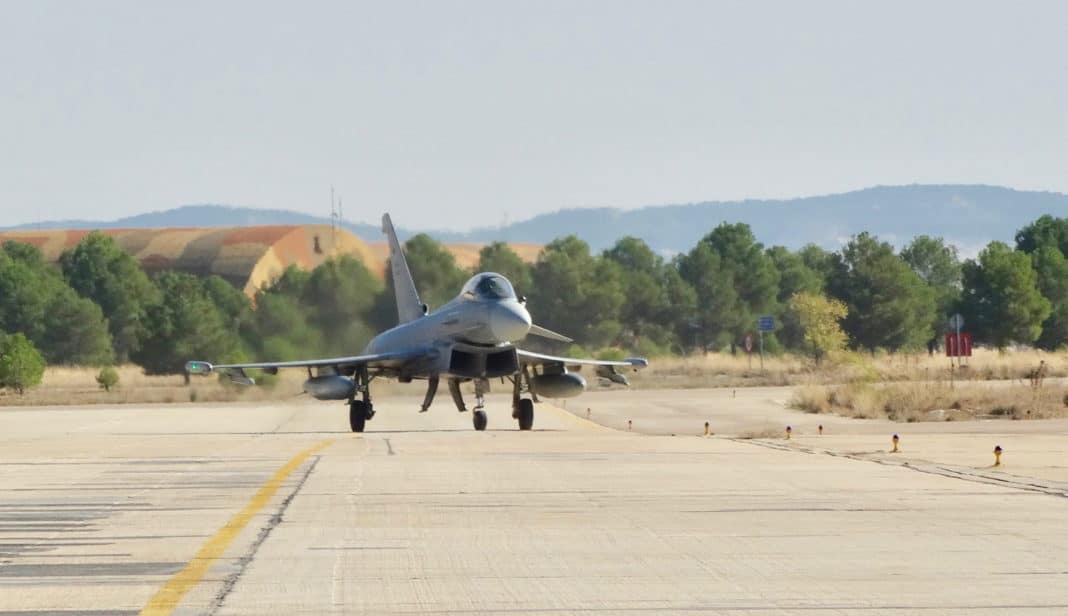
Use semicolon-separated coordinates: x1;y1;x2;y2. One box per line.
1;215;1067;386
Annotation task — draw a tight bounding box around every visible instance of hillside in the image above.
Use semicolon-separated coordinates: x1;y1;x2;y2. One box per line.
2;205;387;244
463;185;1068;255
6;185;1067;254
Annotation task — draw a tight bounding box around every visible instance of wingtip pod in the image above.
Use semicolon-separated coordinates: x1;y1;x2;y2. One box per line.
185;361;214;376
625;358;649;369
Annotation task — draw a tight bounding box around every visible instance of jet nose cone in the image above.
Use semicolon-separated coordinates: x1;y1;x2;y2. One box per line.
490;302;532;342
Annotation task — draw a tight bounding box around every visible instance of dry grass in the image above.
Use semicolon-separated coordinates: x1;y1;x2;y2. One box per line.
0;365;424;407
2;347;1066;408
0;365;305;407
791;381;1068;422
624;348;1065;390
624;353;809;389
791;385;832;414
868;348;1065;383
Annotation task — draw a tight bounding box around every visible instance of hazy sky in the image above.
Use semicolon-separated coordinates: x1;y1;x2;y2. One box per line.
3;1;1066;230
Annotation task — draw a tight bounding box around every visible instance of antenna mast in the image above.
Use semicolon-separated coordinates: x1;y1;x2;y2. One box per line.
330;185;337;250
336;197;343;256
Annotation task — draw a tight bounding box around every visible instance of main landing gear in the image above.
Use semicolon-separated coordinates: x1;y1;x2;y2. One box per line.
348;367;374;433
511;370;535;431
514;398;534;431
349;399;374;433
510;367;538;429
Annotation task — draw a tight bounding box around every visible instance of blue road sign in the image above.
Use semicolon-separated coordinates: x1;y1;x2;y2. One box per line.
758;316;775;332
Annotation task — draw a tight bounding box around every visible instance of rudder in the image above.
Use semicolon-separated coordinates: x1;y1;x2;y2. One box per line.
382;213;425;323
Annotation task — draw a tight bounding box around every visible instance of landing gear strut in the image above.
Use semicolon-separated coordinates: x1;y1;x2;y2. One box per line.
472;379;488;431
447;375;533;432
448;378;466;412
420;377;439;413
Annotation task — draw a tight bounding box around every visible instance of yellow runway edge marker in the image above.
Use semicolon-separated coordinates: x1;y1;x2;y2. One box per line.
140;438;335;615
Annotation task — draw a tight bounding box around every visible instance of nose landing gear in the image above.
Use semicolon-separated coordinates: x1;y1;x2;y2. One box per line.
445;373;535;432
472;379;488;431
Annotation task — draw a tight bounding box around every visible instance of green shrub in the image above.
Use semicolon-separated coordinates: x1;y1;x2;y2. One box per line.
634;338;672;358
255;372;279;389
594;347;626;361
0;333;46;395
96;366;120;392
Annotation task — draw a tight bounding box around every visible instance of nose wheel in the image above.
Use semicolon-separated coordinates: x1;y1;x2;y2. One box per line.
472;380;488;430
472;409;488;431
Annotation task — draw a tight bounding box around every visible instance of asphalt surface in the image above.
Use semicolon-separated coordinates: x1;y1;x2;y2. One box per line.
1;390;1067;614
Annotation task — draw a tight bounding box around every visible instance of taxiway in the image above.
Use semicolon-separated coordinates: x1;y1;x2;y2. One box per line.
1;390;1067;614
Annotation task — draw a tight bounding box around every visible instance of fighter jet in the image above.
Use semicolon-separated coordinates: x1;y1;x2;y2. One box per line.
185;214;647;432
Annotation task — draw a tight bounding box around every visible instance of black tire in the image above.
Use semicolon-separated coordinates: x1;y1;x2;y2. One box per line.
473;410;488;431
349;401;367;433
516;399;534;431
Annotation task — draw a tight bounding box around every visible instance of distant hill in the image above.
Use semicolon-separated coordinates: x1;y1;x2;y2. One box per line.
2;204;388;244
6;185;1067;255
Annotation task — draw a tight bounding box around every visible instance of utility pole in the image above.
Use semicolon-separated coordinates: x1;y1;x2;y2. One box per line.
758;329;764;375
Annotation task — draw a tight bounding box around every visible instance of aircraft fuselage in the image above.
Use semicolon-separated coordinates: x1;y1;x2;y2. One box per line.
363;292;532;380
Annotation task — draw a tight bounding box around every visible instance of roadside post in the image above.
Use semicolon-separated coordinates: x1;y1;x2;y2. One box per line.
744;333;754;370
758;316;774;375
945;314;971;388
947;313;967;368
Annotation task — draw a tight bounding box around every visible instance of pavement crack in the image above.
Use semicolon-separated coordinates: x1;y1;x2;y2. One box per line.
207;454;323;615
730;437;1068;499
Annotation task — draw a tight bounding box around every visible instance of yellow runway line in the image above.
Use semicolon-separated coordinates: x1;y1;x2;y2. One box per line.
140;439;334;615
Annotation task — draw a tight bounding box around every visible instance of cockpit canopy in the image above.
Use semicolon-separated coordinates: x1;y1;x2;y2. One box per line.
461;273;517;300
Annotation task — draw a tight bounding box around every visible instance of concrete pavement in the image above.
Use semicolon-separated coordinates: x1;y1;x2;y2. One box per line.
1;392;1067;614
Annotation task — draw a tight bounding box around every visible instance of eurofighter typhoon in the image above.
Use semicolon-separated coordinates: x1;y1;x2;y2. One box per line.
186;214;647;432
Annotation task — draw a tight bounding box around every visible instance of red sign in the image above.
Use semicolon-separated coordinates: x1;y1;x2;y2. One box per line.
945;332;973;357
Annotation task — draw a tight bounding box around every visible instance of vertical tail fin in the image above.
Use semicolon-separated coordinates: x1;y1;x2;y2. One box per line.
382;213;425;323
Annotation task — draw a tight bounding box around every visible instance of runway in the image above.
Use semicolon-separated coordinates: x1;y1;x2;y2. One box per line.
2;392;1067;614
